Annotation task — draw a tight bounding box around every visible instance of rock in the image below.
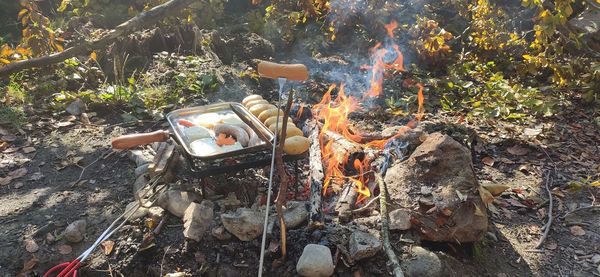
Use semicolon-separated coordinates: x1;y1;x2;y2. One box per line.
389;209;412;231
183;200;214;242
158;190;202;218
348;231;382;261
569;8;600;44
127;150;154;167
211;226;232;240
215;192;242;210
281;201;309;229
381;126;425;148
148;206;165;220
384;133;487;242
64;219;86;243
134;163;150;177
591;254;600;264
402;246;442;277
296;244;335;277
66;98;86;116
221;208;264;241
124;201;149;221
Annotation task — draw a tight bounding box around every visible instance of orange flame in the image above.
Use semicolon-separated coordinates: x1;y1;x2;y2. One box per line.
314;21;426;205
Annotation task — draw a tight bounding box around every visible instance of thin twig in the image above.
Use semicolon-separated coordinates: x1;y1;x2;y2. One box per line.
376;173;404;277
351;195;381;214
533;174;553;249
560;205;600;220
73;149;114;185
160;245;171;277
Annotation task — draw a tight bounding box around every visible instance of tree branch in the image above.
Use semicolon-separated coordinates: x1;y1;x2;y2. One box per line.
0;0;197;79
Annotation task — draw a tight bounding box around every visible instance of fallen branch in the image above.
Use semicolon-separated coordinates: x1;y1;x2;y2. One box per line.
533;173;553;249
559;205;600;219
376;172;404;277
0;0;197;78
72;149;114;186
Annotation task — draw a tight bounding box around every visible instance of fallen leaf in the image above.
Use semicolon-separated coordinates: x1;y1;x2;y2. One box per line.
523;127;542;137
10;168;28;179
479;187;495;204
591;180;600;187
482;184;510;196
24;239;39;253
518;164;530;173
17;257;39;276
505;198;529;208
546;241;558;250
56;121;73;127
2;135;16;142
498;157;515;164
101;240;115;255
455;189;467;201
570;225;586;236
58;244;72;255
28;172;44;181
507;145;529;156
145;218;156;229
482;156;495;166
22;147;36;153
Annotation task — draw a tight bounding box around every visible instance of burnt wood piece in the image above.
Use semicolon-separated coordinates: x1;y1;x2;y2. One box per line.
307;121;325;229
323;130;363;161
335;181;358;223
148;142;168;175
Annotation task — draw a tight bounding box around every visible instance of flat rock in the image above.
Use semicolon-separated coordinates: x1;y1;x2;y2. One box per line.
183;200;214;242
132;174;149;200
384;133;487;242
134;164;150;177
66;98;86;116
158;190;202;218
148;206;165;220
296;244;335;277
128;150;154;167
402;246;442;277
64;219;86;243
349;230;382;261
389;209;412;231
221;208;264;241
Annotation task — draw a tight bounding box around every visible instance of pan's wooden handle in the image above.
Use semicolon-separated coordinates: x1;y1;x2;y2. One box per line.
257;61;308;81
111;130;170;149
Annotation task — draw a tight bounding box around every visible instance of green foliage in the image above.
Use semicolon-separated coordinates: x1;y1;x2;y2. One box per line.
0;106;26;129
1;73;27;104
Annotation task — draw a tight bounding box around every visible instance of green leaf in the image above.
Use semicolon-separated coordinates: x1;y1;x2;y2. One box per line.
58;0;71;12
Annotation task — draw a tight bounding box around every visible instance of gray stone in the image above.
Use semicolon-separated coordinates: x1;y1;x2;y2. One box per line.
591;254;600;264
348;231;382;261
64;219;86;243
570;8;600;41
134;163;150;177
124;201;149;222
296;244;334;277
384;133;488;243
132;174;149;200
389;209;412;231
127;150;154;167
158;190;202;218
148;206;165;220
221;208;264;241
183;200;214;242
381;126;425;147
66;98;86;116
402;246;442;277
282;201;309;229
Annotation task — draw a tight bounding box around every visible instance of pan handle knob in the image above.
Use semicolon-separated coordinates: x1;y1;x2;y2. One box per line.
112;130;170;149
257;61;308;81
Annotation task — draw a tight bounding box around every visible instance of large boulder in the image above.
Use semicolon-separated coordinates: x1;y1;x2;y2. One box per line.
384;132;487;242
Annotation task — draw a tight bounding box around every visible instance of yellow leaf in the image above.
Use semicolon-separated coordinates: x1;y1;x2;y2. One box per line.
90;51;97;61
522;54;532;60
479;186;495;204
482;184;510;196
0;45;14;57
591;181;600;187
54;43;64;52
16;47;32;56
0;58;11;64
18;9;29;19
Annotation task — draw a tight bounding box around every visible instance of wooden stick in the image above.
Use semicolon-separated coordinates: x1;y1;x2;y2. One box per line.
274;89;295;264
376;172;404;277
307;121;325;229
335;181;358;223
0;0;196;78
534;173;553;249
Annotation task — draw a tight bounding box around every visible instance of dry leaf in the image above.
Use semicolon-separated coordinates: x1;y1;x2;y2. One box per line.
479;186;495;204
499;157;515;164
17;257;39;276
481;156;495;166
455;189;467;201
24;239;39;253
482;184;510;196
145;218;156;230
518;164;530;173
546;241;558;250
507;145;529;156
22;147;36;153
570;225;586;236
505;198;528;208
58;244;72;255
101;240;115;255
2;135;16;142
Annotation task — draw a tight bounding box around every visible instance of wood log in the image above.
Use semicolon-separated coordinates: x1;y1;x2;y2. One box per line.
307;121;325;229
323;131;363;158
0;0;197;78
335;181;358;223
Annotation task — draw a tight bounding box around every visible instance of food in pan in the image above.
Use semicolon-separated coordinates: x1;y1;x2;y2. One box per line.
263;116;291;128
213;124;250;147
221;113;245;125
193;112;221;128
245;99;269;109
283;136;310;155
184;126;212;141
190;138;243;155
249;103;276;117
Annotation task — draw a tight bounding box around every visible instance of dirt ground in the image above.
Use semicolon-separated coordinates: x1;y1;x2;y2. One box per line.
1;85;598;276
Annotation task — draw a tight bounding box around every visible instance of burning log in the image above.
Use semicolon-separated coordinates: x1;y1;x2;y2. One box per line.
335;181;359;223
307;121;325;229
323;131;363;160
